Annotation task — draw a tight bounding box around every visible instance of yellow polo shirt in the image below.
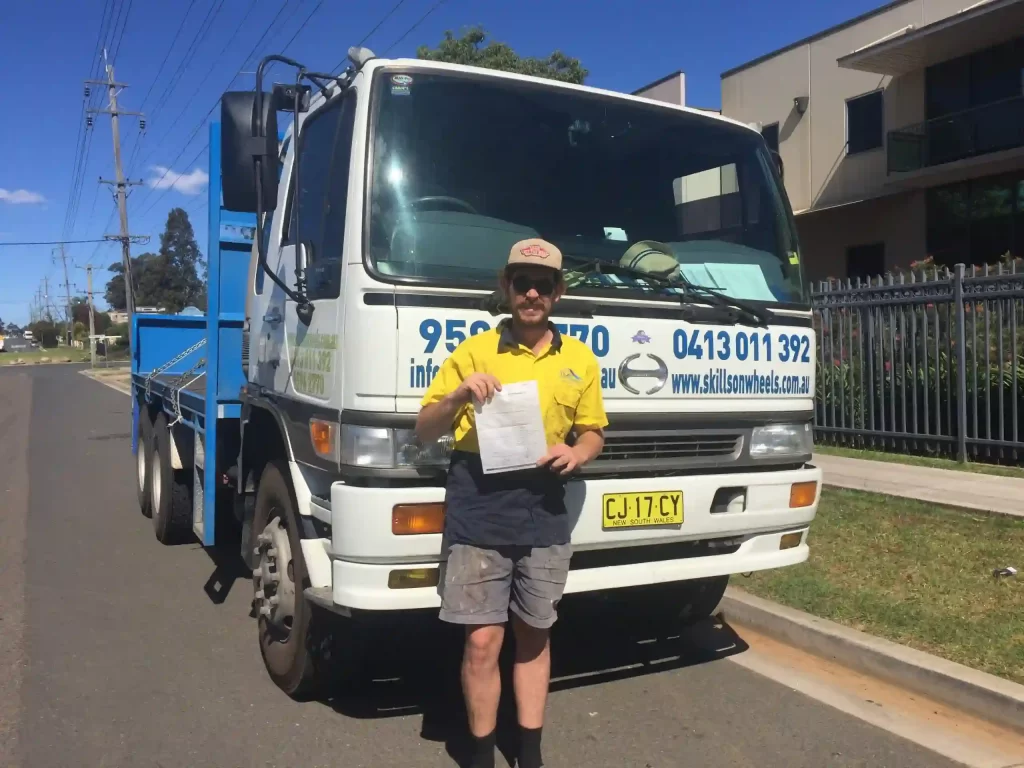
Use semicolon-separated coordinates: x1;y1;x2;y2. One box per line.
420;321;608;452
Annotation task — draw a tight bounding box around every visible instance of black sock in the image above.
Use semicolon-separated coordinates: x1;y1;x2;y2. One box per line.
470;729;496;768
518;726;543;768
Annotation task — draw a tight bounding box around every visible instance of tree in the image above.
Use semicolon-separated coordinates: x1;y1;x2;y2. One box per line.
28;320;59;348
104;208;207;312
417;27;588;84
158;207;207;310
69;297;112;336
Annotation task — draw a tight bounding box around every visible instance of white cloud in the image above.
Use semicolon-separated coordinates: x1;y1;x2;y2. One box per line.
0;188;46;204
146;166;210;196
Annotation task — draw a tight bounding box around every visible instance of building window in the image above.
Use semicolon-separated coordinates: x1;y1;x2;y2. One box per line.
847;91;883;154
927;171;1024;267
846;243;885;281
761;122;779;153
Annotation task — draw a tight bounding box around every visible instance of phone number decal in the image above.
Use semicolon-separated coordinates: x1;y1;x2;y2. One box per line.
419;319;611;358
672;329;811;364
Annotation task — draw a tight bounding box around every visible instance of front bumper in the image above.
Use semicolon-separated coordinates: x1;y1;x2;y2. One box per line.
328;464;821;611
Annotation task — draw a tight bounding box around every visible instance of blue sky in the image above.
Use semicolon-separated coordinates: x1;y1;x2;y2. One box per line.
0;0;885;325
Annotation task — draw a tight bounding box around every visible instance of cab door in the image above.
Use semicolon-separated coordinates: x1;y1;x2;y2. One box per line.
276;88;358;420
250;136;291;391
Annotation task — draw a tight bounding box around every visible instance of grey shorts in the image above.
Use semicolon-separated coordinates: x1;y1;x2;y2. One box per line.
439;543;572;629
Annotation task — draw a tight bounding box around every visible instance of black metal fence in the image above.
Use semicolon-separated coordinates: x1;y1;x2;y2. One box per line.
811;262;1024;462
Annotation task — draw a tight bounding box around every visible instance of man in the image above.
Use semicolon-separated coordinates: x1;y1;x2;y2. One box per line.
416;238;608;768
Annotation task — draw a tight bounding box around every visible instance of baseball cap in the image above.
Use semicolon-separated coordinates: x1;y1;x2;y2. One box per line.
506;238;563;271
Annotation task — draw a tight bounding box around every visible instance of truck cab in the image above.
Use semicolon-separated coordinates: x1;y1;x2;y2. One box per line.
134;48;820;698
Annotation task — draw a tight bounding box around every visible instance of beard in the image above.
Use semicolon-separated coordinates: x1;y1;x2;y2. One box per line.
513;303;549;327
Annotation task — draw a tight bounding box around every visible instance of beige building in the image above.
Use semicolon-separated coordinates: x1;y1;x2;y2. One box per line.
721;0;1024;283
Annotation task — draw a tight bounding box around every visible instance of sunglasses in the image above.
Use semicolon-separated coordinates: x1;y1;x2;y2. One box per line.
510;274;556;296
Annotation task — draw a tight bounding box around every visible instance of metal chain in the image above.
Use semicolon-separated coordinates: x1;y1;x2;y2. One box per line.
144;338;207;398
168;357;207;426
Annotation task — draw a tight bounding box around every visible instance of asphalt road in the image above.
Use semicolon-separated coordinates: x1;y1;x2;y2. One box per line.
3;365;963;768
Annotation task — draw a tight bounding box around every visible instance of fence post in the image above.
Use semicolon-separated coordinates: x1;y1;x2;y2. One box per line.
954;263;968;464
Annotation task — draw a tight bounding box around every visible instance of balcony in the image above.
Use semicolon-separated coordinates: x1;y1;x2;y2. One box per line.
887;95;1024;174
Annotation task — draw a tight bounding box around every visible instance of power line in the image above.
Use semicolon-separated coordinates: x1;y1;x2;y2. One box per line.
109;0;136;63
130;0;293;211
258;0;308;66
84;208;120;268
134;0;446;220
137;0;199;112
382;0;450;56
280;0;327;55
141;0;259;174
147;0;229;128
62;0;117;242
332;0;409;72
88;0;116;78
0;238;117;247
103;0;127;60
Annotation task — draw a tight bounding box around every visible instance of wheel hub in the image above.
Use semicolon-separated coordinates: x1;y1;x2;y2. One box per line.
137;444;147;489
253;516;296;633
150;450;162;512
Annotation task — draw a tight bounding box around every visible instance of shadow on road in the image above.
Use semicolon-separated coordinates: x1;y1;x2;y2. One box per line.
200;513;252;607
191;520;749;766
319;603;748;767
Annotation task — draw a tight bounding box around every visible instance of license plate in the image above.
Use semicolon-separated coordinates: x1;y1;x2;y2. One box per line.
602;491;683;530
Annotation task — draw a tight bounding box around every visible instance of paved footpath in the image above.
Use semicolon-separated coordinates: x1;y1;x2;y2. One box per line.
0;364;969;768
814;453;1024;519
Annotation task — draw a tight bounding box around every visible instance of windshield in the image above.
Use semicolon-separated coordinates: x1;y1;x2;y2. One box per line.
367;69;806;305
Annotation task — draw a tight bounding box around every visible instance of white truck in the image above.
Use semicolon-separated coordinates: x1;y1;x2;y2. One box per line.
131;48;820;698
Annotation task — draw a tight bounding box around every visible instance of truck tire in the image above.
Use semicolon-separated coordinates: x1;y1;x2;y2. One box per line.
673;575;729;624
617;576;730;631
150;413;193;545
136;409;153;518
252;460;323;699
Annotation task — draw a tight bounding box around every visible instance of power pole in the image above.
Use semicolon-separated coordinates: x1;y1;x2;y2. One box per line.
78;265;98;368
54;244;74;345
86;52;145;339
42;277;52;323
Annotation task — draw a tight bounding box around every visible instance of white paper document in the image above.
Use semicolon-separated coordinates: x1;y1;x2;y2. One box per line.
474;380;548;474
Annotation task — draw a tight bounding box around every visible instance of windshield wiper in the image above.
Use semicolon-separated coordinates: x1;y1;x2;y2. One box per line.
563;256;775;327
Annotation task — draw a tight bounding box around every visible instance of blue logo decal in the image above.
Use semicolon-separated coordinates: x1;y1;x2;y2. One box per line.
632;330;651;344
560;368;582;382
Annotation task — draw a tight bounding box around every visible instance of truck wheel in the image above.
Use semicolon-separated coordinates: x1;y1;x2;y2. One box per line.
252;460;323;699
625;576;730;631
674;575;729;624
136;409;153;518
150;413;193;544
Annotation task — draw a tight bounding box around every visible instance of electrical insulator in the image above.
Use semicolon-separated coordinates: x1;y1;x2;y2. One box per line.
139;119;146;131
84;86;91;98
86;116;94;128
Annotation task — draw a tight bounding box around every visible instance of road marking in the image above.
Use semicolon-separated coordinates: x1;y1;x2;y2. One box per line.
728;624;1024;768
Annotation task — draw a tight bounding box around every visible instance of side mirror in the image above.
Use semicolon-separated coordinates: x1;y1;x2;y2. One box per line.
770;149;784;182
220;91;279;213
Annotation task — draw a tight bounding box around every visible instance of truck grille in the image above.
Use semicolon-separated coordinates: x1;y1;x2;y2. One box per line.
594;431;743;464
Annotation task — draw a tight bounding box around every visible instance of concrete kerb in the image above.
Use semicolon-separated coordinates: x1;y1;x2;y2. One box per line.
720;587;1024;735
79;368;132;395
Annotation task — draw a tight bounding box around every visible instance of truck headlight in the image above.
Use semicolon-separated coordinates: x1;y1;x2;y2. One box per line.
749;423;813;458
340;425;453;469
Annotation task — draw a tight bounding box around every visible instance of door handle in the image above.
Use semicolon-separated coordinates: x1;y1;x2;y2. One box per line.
263;308;282;327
